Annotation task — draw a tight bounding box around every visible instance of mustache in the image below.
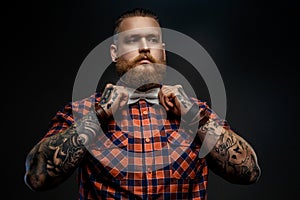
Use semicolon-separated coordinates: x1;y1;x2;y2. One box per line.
131;53;157;64
115;52;166;77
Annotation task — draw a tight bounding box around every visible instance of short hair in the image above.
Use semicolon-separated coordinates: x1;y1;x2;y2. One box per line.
113;8;160;35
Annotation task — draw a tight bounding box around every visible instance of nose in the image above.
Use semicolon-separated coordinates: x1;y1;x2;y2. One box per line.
139;37;150;53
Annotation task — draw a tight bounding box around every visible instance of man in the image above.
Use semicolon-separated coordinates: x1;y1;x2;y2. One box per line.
24;8;261;199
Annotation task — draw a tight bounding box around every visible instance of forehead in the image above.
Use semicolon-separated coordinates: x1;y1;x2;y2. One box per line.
118;16;161;35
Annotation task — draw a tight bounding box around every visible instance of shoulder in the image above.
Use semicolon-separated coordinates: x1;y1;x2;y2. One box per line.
70;92;101;115
55;92;101;117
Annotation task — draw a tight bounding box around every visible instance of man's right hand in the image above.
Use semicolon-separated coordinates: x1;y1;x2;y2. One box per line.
97;84;129;118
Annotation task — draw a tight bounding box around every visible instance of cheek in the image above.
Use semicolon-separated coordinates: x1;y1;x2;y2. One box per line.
151;49;165;60
117;46;139;58
119;51;138;61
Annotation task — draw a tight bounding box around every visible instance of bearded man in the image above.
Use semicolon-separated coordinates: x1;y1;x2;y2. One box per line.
24;8;260;200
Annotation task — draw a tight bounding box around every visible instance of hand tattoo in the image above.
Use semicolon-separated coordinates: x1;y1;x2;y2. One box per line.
100;87;114;105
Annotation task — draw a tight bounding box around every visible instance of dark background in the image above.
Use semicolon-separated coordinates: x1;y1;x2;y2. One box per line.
6;0;298;199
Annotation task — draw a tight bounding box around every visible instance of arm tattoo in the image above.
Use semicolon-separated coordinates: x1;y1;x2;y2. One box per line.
25;118;91;189
45;125;86;176
99;87;119;115
106;91;119;110
199;118;261;184
100;87;114;105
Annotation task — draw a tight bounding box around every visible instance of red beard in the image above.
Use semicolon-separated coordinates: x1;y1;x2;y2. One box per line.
116;53;166;91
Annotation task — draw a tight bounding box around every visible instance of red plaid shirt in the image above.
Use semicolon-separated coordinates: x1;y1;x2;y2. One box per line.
45;91;228;199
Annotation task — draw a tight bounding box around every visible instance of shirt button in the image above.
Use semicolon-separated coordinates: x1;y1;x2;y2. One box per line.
147;167;152;178
105;140;111;147
142;110;148;115
145;138;150;143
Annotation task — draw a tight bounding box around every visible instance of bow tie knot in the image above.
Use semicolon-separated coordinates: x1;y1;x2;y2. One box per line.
127;88;160;105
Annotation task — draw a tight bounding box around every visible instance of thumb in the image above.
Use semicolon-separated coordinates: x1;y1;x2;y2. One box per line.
119;91;129;107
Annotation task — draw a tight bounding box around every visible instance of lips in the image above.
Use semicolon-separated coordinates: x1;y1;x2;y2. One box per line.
132;53;156;66
139;59;151;64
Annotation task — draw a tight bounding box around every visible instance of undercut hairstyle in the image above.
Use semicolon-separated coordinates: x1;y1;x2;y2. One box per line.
112;8;160;44
114;8;160;35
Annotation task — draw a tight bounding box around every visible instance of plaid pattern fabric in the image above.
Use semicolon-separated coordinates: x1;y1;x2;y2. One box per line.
44;91;228;200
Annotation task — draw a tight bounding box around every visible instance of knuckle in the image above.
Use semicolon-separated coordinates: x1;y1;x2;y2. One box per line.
106;83;113;87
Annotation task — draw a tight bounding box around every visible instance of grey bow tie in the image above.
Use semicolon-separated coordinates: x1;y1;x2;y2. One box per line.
127;87;160;105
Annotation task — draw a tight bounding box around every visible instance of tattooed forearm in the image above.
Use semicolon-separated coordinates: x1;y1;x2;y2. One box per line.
25;126;85;190
198;119;261;184
24;112;101;191
45;125;86;176
96;86;119;120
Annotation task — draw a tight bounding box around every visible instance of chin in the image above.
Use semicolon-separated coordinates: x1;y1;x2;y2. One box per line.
134;63;156;70
117;61;166;90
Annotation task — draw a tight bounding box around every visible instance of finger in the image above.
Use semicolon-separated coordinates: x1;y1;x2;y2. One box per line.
159;91;169;111
173;95;181;113
168;92;178;107
161;86;171;95
119;90;129;107
104;83;114;90
161;86;179;111
165;95;174;108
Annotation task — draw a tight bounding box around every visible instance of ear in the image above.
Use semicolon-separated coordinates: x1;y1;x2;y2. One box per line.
162;43;166;62
110;44;118;62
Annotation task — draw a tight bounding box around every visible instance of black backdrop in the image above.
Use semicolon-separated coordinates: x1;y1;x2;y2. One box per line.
6;0;298;199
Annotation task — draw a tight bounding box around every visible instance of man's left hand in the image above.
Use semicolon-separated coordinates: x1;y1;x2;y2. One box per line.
158;85;193;116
